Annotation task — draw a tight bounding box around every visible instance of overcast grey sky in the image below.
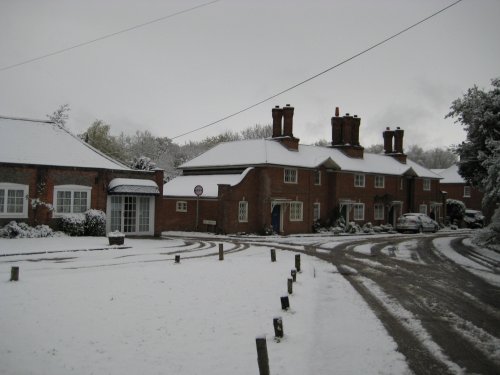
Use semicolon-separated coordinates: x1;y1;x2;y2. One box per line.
1;0;499;149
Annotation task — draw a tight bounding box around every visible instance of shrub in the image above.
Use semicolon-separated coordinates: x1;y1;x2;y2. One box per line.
0;221;57;238
446;199;466;225
60;215;85;236
84;209;106;236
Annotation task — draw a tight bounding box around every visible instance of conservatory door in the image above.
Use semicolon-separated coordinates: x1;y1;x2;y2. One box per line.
107;195;155;235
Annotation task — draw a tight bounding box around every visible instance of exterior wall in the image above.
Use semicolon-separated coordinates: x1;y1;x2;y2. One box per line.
0;163;163;235
158;198;219;232
159;164;442;235
440;183;483;211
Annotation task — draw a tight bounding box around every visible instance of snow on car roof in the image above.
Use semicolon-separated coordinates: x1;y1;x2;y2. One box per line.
0;116;130;170
180;139;440;178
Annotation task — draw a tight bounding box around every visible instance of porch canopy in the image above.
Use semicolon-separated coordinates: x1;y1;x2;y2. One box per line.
108;178;159;195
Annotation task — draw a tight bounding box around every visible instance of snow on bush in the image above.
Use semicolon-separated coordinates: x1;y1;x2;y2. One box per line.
446;199;466;225
0;221;60;238
84;209;106;236
60;214;86;236
472;207;500;250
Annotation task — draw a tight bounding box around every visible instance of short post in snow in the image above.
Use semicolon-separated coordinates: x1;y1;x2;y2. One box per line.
280;295;290;310
255;336;270;375
10;266;19;282
295;254;301;272
175;255;180;264
273;317;284;339
270;249;276;262
291;269;297;282
218;243;224;261
287;278;293;294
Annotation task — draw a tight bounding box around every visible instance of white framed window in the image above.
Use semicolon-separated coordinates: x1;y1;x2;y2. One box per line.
374;175;385;188
354;174;365;187
0;183;29;218
353;203;365;221
423;179;431;191
284;168;297;184
419;204;427;214
463;186;471;198
313;202;320;221
53;185;91;216
108;195;154;235
290;201;303;221
374;203;384;220
176;201;187;212
314;170;321;185
238;201;248;222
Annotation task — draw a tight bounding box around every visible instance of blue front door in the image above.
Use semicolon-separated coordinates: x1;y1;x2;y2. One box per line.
272;205;281;233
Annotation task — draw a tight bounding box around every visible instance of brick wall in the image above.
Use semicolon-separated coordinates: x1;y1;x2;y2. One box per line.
0;163;163;231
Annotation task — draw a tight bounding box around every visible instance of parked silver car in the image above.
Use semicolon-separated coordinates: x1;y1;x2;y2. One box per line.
396;213;439;233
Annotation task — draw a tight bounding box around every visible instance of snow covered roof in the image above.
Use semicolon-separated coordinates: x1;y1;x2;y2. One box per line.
108;178;159;195
431;165;464;183
0;116;131;170
180;139;440;178
164;168;253;198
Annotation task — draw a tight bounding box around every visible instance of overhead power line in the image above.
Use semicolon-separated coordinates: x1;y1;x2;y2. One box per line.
0;0;222;72
170;0;464;140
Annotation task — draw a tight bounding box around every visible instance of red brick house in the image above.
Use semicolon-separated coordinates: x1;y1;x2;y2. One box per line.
161;105;443;234
432;165;483;211
0;116;164;235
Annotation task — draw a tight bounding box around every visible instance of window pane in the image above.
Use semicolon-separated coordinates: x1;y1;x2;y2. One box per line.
0;190;4;213
57;191;72;213
73;191;88;213
110;196;122;232
313;203;320;221
7;190;25;213
290;202;303;221
353;204;364;220
238;201;248;222
123;196;137;233
138;197;150;232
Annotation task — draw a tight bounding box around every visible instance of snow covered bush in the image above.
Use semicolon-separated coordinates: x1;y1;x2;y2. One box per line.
472;207;500;249
0;221;58;238
362;222;374;234
446;199;466;225
84;209;106;236
60;215;86;236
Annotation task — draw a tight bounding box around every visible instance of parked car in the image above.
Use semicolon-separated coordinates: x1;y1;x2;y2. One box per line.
463;209;484;228
396;213;439;233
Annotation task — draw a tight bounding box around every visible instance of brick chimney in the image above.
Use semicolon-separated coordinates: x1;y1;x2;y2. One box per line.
383;127;394;154
342;113;353;145
272;106;283;138
270;104;299;151
282;104;294;137
394;127;404;153
351;115;361;146
331;107;342;146
383;126;407;163
330;107;364;158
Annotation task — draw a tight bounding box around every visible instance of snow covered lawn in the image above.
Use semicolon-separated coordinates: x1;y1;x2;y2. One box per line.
0;237;409;375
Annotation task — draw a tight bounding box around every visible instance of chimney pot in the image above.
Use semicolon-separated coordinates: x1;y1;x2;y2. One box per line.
346;113;350;116
335;107;340;117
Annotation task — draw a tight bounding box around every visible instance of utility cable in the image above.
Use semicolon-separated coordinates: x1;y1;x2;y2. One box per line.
0;0;222;72
170;0;464;140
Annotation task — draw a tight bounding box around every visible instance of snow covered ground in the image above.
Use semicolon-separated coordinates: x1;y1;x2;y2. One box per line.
0;236;410;375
